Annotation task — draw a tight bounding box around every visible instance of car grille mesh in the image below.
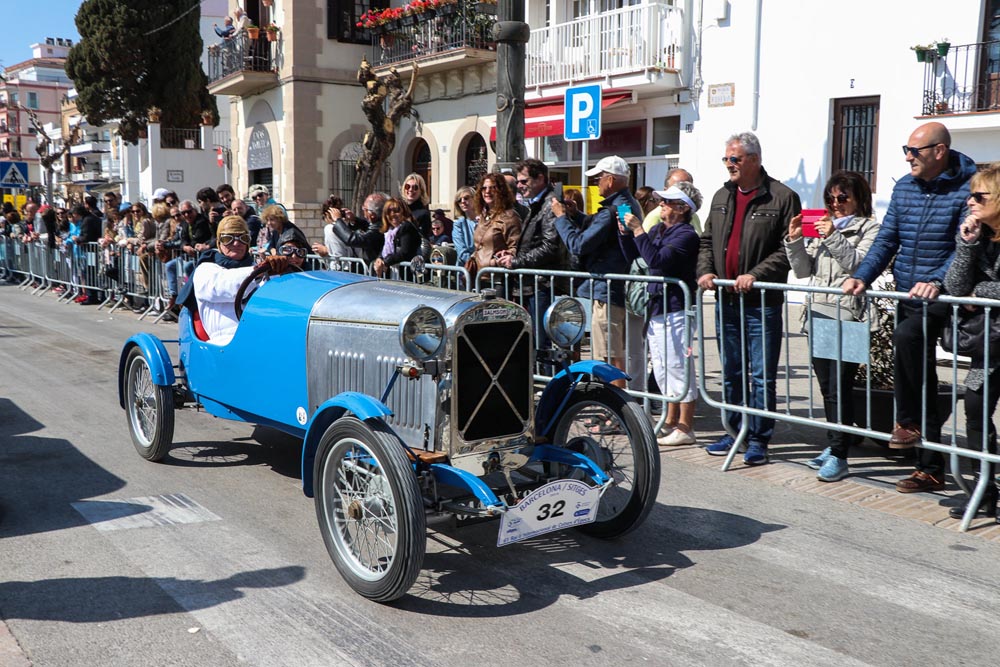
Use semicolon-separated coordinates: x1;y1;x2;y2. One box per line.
455;320;531;441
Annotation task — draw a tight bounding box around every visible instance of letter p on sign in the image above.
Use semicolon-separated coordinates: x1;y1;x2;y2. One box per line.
563;84;602;142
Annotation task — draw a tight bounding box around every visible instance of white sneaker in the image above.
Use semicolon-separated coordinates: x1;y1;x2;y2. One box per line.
658;428;697;446
656;423;676;437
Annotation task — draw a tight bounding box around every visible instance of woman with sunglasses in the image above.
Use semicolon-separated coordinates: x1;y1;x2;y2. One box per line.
470;173;521;278
400;173;431;237
184;216;287;344
784;170;880;482
450;186;477;266
943;163;1000;520
373;198;421;278
620;182;702;446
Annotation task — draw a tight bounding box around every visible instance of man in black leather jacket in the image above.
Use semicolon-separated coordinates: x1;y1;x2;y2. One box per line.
499;159;566;356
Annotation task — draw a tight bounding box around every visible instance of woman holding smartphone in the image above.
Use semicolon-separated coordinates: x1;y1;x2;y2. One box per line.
784;170;880;482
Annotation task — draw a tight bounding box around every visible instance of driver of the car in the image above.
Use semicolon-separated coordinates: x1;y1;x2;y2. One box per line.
190;215;287;344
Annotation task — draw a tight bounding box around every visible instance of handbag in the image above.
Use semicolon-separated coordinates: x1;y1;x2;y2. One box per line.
625;257;650;317
941;306;1000;358
464;254;478;280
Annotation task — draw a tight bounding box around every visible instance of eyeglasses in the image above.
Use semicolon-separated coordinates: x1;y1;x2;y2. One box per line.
219;233;250;246
458;195;472;202
824;193;850;204
131;208;142;214
181;209;196;216
403;183;421;191
253;192;267;198
971;191;993;204
516;178;530;185
280;245;307;257
173;214;183;219
481;185;497;191
662;200;689;210
902;143;940;158
721;156;745;165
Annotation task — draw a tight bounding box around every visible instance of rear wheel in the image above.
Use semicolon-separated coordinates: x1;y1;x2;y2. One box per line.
125;347;174;461
552;382;659;538
314;417;426;602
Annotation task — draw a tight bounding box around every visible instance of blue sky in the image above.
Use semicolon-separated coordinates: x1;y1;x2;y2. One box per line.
0;1;82;72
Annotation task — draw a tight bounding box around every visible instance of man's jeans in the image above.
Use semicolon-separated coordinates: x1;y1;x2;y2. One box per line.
716;299;783;446
165;257;194;297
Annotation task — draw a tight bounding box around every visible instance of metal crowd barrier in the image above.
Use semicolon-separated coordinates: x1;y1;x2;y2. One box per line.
697;279;1000;531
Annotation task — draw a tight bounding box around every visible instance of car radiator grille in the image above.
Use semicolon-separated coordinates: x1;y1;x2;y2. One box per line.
454;320;531;442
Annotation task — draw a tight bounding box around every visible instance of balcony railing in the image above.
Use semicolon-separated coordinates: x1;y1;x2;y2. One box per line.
527;2;684;89
207;31;279;96
921;40;1000;115
369;2;496;68
160;128;202;150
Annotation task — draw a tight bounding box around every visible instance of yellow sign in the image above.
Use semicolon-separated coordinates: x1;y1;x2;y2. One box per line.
2;194;27;210
563;185;603;214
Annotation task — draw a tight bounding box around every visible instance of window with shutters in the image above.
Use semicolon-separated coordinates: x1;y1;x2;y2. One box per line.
831;96;879;192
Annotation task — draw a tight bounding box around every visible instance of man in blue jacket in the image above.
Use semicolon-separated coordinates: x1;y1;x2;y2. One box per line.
552;155;642;389
844;121;976;494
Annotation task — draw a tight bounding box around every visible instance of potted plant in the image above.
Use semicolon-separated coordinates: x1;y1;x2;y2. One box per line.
247;23;260;39
265;24;280;42
201;110;215;126
476;0;497;15
147;106;162;123
911;44;933;62
936;39;950;57
437;0;459;17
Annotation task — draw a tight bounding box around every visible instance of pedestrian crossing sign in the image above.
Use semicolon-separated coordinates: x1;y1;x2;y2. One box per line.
0;161;29;188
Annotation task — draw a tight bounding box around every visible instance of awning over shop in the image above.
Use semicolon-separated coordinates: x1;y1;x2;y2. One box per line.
489;91;632;141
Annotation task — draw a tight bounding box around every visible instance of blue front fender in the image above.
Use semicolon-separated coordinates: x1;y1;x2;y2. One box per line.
535;361;628;439
118;335;176;409
300;392;393;498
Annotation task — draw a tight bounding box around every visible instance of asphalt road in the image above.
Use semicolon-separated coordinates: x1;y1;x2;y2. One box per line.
2;282;1000;667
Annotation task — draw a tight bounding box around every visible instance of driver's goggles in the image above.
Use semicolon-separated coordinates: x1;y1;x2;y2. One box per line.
280;245;307;258
219;233;251;246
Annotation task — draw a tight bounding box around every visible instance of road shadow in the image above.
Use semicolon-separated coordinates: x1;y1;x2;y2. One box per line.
164;425;303;480
398;503;784;617
0;398;135;537
0;566;305;623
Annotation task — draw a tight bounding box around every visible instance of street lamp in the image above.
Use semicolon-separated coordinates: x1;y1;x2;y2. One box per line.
493;0;529;172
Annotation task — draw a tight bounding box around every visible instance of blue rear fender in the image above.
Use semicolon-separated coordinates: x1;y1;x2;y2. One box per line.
300;392;393;498
534;360;628;439
118;334;176;409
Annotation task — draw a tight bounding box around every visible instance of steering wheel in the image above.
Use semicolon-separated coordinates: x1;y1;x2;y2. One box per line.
234;262;302;320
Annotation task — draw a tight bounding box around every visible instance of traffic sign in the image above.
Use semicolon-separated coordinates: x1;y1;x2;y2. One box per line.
0;161;29;188
563;84;603;141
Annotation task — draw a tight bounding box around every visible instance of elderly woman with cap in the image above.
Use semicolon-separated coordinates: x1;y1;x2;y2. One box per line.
620;182;702;446
182;215;288;344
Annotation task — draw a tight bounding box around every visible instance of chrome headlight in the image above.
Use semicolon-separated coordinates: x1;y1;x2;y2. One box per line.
399;305;446;361
543;298;586;349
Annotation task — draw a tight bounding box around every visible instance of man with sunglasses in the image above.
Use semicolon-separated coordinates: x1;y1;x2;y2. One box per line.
844;121;976;494
182;216;287;344
697;131;802;466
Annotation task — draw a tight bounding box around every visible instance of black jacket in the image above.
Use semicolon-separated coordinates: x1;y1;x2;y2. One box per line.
189;213;214;246
383;220;421;266
78;213;101;243
333;218;384;264
697;168;801;305
511;186;563;272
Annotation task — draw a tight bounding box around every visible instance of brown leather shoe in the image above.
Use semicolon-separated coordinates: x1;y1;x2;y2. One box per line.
889;423;921;449
895;470;945;494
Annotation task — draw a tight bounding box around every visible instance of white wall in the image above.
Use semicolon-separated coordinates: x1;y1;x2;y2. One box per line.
681;0;990;220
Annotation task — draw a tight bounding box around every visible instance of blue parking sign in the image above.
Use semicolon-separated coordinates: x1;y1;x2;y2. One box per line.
564;84;602;141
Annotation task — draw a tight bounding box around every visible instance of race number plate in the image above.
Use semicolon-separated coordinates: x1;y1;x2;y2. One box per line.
497;479;602;547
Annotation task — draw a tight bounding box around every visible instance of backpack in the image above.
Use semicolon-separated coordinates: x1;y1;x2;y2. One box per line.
625;257;650;317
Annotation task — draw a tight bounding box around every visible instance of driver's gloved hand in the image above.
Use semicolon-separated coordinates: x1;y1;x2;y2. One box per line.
259;255;288;275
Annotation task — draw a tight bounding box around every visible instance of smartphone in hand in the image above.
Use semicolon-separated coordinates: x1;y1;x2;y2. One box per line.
801;209;826;238
617;204;632;223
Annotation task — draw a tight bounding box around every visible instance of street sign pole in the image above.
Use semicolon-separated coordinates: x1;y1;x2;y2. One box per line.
563;84;602;214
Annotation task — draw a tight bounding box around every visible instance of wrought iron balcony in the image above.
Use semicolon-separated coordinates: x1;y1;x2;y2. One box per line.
207;31;279;97
921;40;1000;115
527;2;684;90
368;2;497;76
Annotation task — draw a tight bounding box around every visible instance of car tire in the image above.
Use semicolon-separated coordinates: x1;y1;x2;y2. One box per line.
552;382;660;539
124;346;175;462
314;417;426;602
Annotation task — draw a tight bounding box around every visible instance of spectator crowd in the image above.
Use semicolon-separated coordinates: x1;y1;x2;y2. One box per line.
4;121;1000;520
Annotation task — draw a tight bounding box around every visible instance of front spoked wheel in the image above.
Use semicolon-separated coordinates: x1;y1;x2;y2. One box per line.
125;346;174;461
552;382;659;538
314;417;426;602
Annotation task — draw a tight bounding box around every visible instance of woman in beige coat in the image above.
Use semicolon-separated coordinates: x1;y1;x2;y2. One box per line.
784;170;880;482
471;173;521;274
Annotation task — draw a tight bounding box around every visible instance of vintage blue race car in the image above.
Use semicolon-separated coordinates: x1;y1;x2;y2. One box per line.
118;267;659;601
